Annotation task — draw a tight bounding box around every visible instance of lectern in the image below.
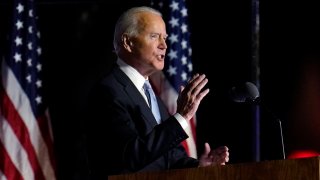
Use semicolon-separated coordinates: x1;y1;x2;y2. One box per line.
109;156;320;180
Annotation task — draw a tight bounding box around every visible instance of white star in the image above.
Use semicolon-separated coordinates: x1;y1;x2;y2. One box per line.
16;3;24;13
167;65;177;76
181;40;187;49
169;17;179;28
180;7;188;17
167;49;178;60
29;10;33;17
27;58;32;66
169;1;179;11
37;63;42;71
13;53;22;62
168;34;178;44
37;47;42;55
16;20;23;30
15;36;23;46
181;56;187;65
28;26;33;34
37;31;41;38
36;80;42;88
35;96;42;104
26;74;32;83
181;71;188;81
187;62;193;72
188;48;192;56
181;23;188;33
28;42;33;50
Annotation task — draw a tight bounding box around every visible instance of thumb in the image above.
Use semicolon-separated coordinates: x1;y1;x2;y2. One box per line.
203;142;211;156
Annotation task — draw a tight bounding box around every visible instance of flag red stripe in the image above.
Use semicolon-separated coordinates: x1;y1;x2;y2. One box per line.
0;88;45;180
0;141;24;180
181;140;190;156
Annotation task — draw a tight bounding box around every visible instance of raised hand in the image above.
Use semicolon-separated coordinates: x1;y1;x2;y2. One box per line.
176;74;210;121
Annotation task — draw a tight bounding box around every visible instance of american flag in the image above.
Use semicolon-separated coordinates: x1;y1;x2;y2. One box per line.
150;0;197;158
0;0;56;179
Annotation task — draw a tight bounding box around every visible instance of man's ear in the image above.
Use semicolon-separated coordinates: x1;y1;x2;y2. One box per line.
122;34;134;52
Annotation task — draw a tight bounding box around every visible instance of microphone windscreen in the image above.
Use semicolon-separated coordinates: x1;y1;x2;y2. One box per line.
229;82;260;103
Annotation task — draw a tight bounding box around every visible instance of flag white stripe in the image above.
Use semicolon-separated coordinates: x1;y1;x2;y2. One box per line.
1;60;55;180
0;170;8;180
0;115;34;180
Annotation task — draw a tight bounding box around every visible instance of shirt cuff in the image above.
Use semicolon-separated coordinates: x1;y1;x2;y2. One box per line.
174;113;189;130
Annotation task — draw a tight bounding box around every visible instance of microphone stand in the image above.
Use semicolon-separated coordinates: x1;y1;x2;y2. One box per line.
230;82;286;160
254;99;286;159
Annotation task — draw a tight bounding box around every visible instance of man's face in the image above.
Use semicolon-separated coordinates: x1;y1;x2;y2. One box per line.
128;12;168;77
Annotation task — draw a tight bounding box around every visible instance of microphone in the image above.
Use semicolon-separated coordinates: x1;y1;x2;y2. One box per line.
228;82;260;103
229;82;286;160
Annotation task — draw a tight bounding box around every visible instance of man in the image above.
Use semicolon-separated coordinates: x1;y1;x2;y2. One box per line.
85;6;229;179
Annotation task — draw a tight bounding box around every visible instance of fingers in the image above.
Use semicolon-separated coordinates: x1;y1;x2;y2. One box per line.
198;144;229;167
197;88;210;103
187;74;207;94
184;73;210;104
214;146;229;154
190;74;209;103
187;73;200;84
211;146;229;165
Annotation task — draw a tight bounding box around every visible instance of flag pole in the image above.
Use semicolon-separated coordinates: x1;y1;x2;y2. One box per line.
251;0;261;162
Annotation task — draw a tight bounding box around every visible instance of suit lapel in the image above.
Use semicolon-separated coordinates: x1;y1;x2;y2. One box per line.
113;67;158;127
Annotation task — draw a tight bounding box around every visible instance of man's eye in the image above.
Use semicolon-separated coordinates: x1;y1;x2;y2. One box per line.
151;34;159;39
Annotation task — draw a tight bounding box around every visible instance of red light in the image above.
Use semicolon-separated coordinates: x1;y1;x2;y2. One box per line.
288;150;320;159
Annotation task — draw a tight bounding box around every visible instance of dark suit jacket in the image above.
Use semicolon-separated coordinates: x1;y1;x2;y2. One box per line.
85;65;198;179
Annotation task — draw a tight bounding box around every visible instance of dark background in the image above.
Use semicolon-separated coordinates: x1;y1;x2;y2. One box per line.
1;0;320;179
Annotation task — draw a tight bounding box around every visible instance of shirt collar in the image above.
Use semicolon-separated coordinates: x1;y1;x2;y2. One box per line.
117;58;147;90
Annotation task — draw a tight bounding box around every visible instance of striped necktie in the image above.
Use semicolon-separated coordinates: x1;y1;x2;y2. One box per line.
143;80;161;124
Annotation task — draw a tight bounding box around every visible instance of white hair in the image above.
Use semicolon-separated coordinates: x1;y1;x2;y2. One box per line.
113;6;162;55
